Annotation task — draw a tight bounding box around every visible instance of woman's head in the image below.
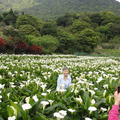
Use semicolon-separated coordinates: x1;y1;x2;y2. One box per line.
62;67;69;77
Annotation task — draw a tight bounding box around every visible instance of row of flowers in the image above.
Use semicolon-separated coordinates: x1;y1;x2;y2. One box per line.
0;54;119;119
0;38;42;55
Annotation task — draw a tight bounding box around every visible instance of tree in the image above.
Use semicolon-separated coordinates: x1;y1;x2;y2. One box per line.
2;9;17;26
29;35;59;54
98;26;113;41
90;13;101;26
101;11;116;25
40;23;57;36
79;13;91;23
3;27;18;37
0;15;2;22
71;21;90;34
16;14;44;31
109;23;120;36
77;28;98;52
2;12;9;18
2;12;9;25
25;35;36;46
2;27;26;53
19;25;40;37
22;12;24;15
56;30;76;54
56;13;73;27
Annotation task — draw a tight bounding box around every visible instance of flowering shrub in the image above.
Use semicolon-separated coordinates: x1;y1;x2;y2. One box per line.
5;37;19;50
30;45;42;55
3;37;42;55
0;38;6;49
15;43;42;55
16;41;28;49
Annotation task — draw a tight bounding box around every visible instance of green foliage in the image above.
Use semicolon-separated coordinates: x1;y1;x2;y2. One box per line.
78;13;91;23
30;35;59;54
2;12;9;18
2;9;17;26
40;23;57;36
101;11;116;25
3;27;25;43
109;35;120;44
101;44;115;49
77;28;98;52
97;33;108;43
56;30;76;54
16;14;44;31
98;26;113;42
56;13;74;27
109;23;120;36
106;22;113;28
25;35;36;46
0;15;3;22
90;13;101;25
71;21;91;34
3;27;18;37
19;25;40;37
2;8;120;53
6;8;17;25
1;0;120;20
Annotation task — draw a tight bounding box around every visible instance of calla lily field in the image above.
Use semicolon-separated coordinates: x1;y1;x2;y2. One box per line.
0;54;119;120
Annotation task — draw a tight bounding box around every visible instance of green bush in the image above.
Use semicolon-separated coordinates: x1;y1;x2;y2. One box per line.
25;35;37;46
71;21;90;34
77;28;98;52
19;25;40;37
29;35;59;54
56;30;76;54
109;36;120;44
40;23;57;36
16;14;44;31
101;44;115;49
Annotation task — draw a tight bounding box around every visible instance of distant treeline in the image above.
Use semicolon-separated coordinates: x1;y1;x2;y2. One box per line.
0;9;120;54
1;0;120;20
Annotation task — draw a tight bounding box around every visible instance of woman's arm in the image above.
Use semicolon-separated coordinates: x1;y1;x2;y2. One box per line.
56;76;61;91
68;76;71;86
108;91;120;120
108;105;119;120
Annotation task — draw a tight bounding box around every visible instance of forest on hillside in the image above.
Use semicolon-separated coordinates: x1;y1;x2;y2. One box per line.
0;0;120;20
0;9;120;55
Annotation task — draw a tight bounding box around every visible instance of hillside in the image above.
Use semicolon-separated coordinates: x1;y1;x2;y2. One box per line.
0;0;120;20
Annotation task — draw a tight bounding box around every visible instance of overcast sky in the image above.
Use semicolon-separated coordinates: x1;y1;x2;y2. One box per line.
116;0;120;2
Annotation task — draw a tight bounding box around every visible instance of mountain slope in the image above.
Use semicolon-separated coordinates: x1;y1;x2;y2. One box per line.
0;0;120;20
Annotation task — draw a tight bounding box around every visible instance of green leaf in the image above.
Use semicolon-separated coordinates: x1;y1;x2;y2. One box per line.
59;103;68;110
35;112;48;120
7;106;14;117
31;100;41;113
96;98;106;107
62;97;72;105
44;102;68;114
0;116;4;120
34;116;41;120
0;111;8;119
85;95;91;110
99;115;108;120
17;104;27;120
10;100;20;114
44;103;59;114
83;91;89;101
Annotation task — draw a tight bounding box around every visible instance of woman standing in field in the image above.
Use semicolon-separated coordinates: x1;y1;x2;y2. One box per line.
56;67;71;91
108;91;120;120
